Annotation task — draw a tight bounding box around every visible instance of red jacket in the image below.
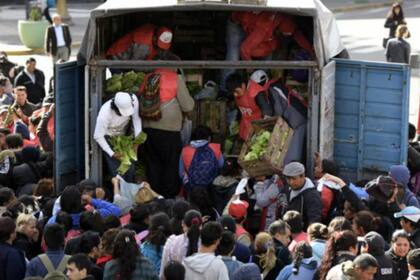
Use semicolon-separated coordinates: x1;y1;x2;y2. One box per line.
277;14;314;56
232;11;280;60
132;24;158;60
106;32;134;57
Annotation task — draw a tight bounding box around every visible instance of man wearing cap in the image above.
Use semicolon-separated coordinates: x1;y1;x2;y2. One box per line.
282;162;322;228
106;24;173;61
394;206;420;248
94;91;142;182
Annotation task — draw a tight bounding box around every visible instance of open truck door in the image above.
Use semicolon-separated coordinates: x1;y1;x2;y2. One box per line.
54;61;85;192
333;59;410;181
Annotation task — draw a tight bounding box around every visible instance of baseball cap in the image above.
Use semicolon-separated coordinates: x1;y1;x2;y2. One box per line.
156;27;173;50
250;70;268;85
114;92;134;117
283;162;305;177
228;200;249;219
394;206;420;223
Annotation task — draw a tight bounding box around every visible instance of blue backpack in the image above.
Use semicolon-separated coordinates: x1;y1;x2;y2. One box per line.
188;144;219;187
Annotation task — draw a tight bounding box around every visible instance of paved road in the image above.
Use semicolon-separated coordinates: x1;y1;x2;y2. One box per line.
335;0;420;127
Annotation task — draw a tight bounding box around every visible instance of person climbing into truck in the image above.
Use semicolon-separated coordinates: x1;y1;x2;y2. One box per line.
106;24;173;61
93;91;142;182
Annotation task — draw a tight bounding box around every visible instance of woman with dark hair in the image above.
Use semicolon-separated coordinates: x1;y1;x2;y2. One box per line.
97;228;119;268
170;199;191;235
276;241;318;280
385;230;410;280
104;229;158;280
160;210;202;278
318;230;358;280
352;210;381;237
141;212;172;274
189;187;219;221
384;2;406;39
0;217;26;279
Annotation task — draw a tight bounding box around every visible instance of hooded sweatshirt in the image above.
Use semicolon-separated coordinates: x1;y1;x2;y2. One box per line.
275;257;318;280
364;231;395;280
408;270;420;280
390;165;420;207
183;252;229;280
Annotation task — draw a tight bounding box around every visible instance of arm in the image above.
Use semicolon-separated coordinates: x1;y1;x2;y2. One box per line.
292;31;315;56
37;111;53;151
255;92;273;117
93;106;115;157
408;145;420;173
254;181;279;208
45;27;51;54
384;17;397;28
176;76;195;113
91;198;121;217
131;95;142;137
240;28;272;60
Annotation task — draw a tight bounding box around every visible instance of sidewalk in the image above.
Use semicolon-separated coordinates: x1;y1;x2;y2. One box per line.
322;0;394;12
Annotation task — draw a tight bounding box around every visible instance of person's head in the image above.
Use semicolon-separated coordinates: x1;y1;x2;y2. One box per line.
390;2;403;18
352;211;379;236
390;229;410;258
170;199;191;235
283;210;303;235
56;211;72;234
343;200;358;221
268;219;291;246
25;57;36;73
14;86;28;105
353;253;379;280
163;261;185;280
228;200;249;224
34;178;54;197
147;212;171;251
191;125;212;141
283;162;306;190
43;223;65;250
396;24;409;38
99;228;119;256
60;185;83;214
5;133;23;149
408;248;420;271
16;213;37;239
80;211;104;234
361;231;385;256
77;179;98;197
52;13;62;25
319;230;358;280
396;205;420;233
129;203;150;225
220;158;239;177
66;253;92;280
154;27;173;51
28;115;41;134
22;146;40;162
0;187;16;207
292;242;313;275
219;215;237;233
0;217;16;243
183;209;202;256
0;128;10;148
112;229;139;279
254;232;276;272
200;221;222;250
409;123;417;141
103;215;121;231
0;76;9;94
112;92;134;117
307;222;329;242
328;216;352;233
217;230;236;256
250;70;268;87
134;182;160;204
79;231;101;259
226;73;247;98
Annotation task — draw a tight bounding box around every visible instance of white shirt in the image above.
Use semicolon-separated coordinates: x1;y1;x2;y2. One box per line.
24;69;36;83
93;96;142;157
53;24;66;47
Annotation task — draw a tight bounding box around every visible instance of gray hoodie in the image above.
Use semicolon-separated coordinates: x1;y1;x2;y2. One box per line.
183;252;229;280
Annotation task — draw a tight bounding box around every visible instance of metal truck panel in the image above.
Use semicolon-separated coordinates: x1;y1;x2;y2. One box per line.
334;59;410;181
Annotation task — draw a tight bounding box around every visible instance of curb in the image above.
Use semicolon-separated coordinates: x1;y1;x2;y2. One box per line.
331;1;396;13
3;42;81;56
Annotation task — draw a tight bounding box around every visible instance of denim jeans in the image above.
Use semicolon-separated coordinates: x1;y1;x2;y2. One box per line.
220;19;245;92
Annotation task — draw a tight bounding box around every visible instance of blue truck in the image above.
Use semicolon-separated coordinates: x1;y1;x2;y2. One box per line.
54;0;410;190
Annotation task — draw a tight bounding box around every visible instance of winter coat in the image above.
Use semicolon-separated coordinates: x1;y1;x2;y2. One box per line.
386;38;411;64
13;232;42;261
276;257;318;280
25;250;68;278
273;239;292;269
408;270;420;280
141;242;163;275
384;17;405;38
253;177;280;231
310;239;326;265
285;178;322;228
14;69;46;105
364;231;396;280
326;261;357;280
0;242;26;280
385;249;409;280
103;256;158;280
183;253;229;280
221;256;243;280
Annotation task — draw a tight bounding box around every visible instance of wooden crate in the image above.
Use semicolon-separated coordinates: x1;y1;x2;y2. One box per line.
238;117;294;177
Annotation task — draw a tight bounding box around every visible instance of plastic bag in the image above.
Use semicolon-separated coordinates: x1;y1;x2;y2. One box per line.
194;80;218;100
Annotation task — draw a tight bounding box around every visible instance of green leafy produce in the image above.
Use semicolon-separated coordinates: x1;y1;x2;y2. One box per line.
243;130;271;161
186;82;202;96
105;71;145;95
109;132;148;175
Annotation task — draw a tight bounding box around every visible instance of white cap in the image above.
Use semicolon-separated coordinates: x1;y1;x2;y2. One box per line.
250;70;268;85
114;92;134;117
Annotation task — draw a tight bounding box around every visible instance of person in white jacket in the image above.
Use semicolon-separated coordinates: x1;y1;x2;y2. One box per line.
183;222;229;280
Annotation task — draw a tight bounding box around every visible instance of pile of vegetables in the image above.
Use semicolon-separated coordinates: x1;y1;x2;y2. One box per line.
109;132;148;175
243;130;271;161
105;71;145;94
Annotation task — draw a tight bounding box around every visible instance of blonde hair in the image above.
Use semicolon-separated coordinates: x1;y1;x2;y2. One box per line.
396;24;409;38
255;232;276;272
135;182;160;204
16;213;37;233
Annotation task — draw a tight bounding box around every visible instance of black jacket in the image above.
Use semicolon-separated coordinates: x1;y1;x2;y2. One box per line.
384;17;405;38
13;232;41;261
285;178;322;229
386;249;409;280
0;242;26;280
14;69;45;105
45;24;72;56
